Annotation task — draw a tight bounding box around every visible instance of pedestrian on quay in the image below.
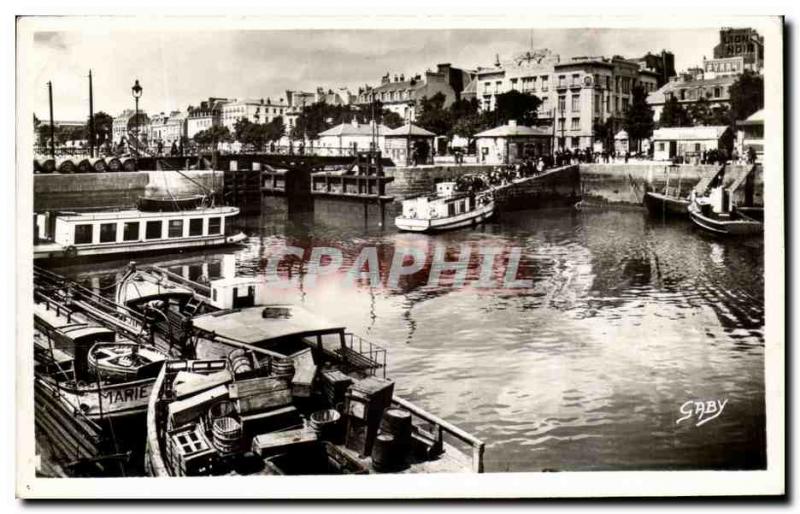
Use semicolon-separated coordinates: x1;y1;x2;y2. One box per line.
170;141;178;156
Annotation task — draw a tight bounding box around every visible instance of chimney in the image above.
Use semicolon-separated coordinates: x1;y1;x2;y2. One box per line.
437;63;451;75
351;118;359;128
508;120;517;127
394;75;398;82
382;73;390;85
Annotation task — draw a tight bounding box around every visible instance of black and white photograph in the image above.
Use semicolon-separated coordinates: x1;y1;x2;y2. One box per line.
13;13;784;499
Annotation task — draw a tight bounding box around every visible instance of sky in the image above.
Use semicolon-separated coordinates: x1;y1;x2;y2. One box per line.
30;27;721;121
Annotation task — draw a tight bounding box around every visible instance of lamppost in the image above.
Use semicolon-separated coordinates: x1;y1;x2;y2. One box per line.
131;79;143;154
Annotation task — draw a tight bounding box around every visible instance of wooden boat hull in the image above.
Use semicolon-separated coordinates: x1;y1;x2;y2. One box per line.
34;232;247;261
395;201;495;233
644;192;690;217
688;203;763;235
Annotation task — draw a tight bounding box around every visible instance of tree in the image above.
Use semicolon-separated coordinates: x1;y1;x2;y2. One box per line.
659;96;692;127
416;93;452;136
264;116;286;142
688;97;712;126
593;117;617;152
728;70;764;122
193;125;232;146
491;90;542;127
623;85;655;151
381;111;404;129
89;111;113;146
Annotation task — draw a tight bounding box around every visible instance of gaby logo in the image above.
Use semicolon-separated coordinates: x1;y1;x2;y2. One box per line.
676;399;728;427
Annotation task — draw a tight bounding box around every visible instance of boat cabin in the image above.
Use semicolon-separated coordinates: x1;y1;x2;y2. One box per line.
207;276;271;310
42;206;239;249
400;182;478;220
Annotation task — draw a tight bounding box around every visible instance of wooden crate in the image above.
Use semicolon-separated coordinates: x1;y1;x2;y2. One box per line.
229;375;292;414
320;370;352;407
240;405;302;438
251;428;318;458
168;384;229;429
291;350;317;399
167;424;217;476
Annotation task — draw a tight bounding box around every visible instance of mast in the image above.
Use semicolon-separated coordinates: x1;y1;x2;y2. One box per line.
88;70;95;158
48;81;55;162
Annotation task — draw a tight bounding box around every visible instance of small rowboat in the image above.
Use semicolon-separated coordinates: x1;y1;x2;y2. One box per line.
138;194;207;212
88;342;166;383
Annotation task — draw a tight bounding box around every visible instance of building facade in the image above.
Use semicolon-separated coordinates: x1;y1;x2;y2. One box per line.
646;72;738;122
146;111;187;149
221;98;288;132
712;27;764;72
355;63;473;122
186;98;228;139
315;120;390;155
474;120;552;164
474;50;660;152
651;126;731;161
383;123;436;166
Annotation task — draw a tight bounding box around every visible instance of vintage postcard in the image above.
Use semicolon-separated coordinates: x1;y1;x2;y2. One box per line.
15;14;784;498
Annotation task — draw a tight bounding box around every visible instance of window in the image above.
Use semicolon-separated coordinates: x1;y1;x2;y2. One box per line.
658;142;665;151
558;75;566;87
74;224;93;245
208;217;222;235
714;87;721;98
510;78;518;90
594;95;600;114
558;96;566;112
571;137;580;148
541;76;548;91
99;223;117;243
605;96;610;113
572;74;580;86
571;118;580;130
571;95;580;111
168;220;184;238
145;220;162;240
189;218;204;236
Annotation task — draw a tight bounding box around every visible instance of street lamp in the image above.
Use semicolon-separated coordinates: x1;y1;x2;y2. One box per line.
131;79;143;150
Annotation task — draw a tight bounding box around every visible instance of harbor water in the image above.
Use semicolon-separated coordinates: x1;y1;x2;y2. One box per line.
51;205;765;472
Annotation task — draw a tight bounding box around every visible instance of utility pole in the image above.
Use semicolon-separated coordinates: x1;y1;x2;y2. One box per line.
88;70;95;158
47;81;55;162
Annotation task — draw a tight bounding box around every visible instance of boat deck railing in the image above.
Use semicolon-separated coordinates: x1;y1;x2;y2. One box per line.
341;333;387;378
391;395;485;473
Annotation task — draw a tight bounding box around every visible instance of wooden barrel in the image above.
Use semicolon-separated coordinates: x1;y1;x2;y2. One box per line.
271;357;295;378
371;433;400;472
33;158;44;173
211;417;242;454
229;349;253;376
91;157;108;173
77;158;93;173
106;157;122;172
206;400;235;430
57;158;77;174
41;158;56;173
309;409;341;441
121;157;137;171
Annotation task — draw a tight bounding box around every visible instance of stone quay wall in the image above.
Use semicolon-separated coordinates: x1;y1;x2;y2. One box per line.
34;170;223;211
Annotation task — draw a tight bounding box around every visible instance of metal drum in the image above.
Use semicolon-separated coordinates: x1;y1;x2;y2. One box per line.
380;408;412;457
370;433;400;472
211;417;242;455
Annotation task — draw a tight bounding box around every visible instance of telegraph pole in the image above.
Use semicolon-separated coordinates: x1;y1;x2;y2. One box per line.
88;70;95;158
47;81;55;162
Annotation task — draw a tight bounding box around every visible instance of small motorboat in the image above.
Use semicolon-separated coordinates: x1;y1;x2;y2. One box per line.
644;164;690;218
688;187;763;236
395;181;495;233
87;342;166;383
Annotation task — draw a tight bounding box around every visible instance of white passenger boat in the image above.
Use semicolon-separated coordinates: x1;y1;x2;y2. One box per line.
395;182;495;233
34;205;247;260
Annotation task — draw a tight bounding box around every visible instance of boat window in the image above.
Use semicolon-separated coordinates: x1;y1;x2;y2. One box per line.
123;221;139;241
168;219;184;238
99;223;117;243
145;220;162;240
208;217;222;235
448;203;456;216
74;224;93;244
189;218;204;236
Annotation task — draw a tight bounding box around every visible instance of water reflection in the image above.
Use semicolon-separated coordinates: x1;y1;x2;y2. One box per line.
48;206;765;472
